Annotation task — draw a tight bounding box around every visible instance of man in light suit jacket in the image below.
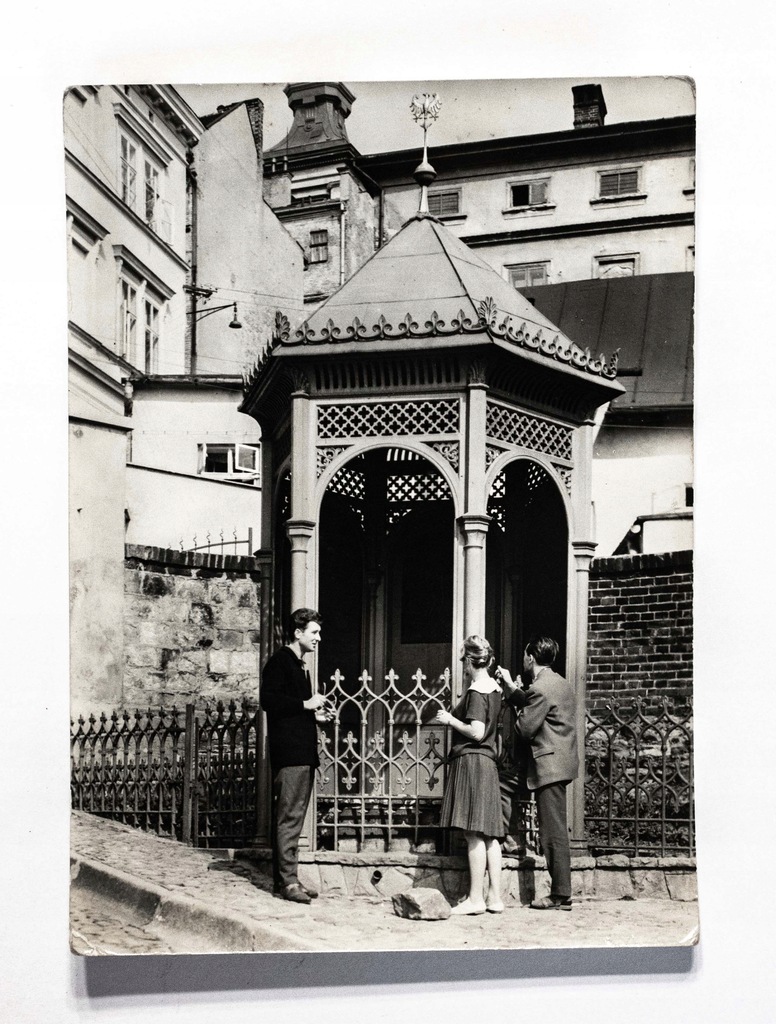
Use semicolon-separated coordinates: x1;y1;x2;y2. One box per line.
497;636;579;910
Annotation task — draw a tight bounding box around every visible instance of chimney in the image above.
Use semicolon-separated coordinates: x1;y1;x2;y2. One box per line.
572;84;607;129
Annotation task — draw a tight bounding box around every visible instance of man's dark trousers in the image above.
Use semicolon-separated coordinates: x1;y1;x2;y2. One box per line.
535;780;571;900
271;765;314;890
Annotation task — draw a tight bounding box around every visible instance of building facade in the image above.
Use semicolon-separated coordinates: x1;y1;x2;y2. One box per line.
65;85;303;711
263;81;695;556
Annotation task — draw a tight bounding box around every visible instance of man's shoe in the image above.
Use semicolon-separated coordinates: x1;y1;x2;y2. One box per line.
302;883;319;899
530;895;572;911
281;883;311;904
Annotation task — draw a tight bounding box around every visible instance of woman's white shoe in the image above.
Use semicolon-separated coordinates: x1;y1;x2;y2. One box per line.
450;898;487;916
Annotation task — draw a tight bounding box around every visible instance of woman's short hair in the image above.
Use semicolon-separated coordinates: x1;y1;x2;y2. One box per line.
460;635;495;670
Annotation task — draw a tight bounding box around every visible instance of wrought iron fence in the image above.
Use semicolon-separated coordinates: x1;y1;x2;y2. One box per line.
315;667;539;855
71;691;693;858
316;668;451;852
585;697;694;856
179;527;254;556
70;702;260;848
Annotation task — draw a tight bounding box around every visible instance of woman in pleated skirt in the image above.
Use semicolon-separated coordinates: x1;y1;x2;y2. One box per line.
431;635;505;915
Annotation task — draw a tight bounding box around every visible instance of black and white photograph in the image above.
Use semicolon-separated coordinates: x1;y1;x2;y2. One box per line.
65;75;698;956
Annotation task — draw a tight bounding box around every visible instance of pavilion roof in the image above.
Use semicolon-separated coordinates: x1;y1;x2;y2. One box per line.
243;214;624;403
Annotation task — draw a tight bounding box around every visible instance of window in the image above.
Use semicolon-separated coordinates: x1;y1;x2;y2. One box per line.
144;299;160;373
114;246;172;369
120;279;138;363
683;158;696;197
598;167;640;198
291;184;332;206
199;443;261;484
116;115;172;241
120;135;137;208
428;190;461;216
144;159;159;224
508;262;549;289
595;253;639;278
509;179;549;208
309;230;329;264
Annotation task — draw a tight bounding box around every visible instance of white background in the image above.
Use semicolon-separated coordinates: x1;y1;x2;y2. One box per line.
3;2;775;1020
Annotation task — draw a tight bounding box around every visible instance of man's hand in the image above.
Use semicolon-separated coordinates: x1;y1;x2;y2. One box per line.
495;666;519;695
314;699;335;724
303;693;327;712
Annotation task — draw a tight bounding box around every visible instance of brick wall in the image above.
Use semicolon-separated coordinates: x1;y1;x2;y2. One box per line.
123;545;270;709
587;550;693;703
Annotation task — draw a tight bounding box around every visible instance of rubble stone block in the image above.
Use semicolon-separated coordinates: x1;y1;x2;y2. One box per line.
632;869;670;899
666;871;698;901
318;863;347;894
375;866;414;899
231;651;260;675
351;867;380;898
594;869;636;900
208;650;231;674
297;863;322;895
441;869;467;903
392;888;451;920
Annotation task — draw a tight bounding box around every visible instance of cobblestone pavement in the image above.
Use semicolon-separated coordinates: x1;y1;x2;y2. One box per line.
70;886;177;956
70;812;699;956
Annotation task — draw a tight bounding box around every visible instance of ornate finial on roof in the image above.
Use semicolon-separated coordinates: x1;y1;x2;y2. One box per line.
410;93;442;215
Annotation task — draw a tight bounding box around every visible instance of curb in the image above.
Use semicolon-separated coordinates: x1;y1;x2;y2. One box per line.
70;856;325;954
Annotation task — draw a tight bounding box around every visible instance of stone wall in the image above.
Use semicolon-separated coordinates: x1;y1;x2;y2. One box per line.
239;849;697;904
587;550;693;702
123;544;270;710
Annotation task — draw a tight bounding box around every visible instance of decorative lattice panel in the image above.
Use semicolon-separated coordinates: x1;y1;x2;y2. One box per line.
328;465;365;500
387;474;452;503
316;446;350;477
490;472;505;499
486;403;573;461
318;399;459;440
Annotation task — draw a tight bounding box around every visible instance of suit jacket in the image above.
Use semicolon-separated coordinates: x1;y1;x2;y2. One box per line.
260;646;320;770
509;668;579;791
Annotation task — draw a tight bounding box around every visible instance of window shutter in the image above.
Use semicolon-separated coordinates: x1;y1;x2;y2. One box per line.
530;180;548;204
600;169;639;197
428;191;459;215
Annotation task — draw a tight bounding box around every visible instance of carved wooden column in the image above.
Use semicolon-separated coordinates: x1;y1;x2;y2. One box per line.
287;371;316;611
459;514;492;639
458;363;491;647
568;420;597;854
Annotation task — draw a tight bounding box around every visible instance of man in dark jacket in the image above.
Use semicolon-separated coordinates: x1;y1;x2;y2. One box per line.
260;608;329;904
497;636;579;910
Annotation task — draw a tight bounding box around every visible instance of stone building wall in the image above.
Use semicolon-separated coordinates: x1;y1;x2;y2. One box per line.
587;550;693;703
123;544;270;710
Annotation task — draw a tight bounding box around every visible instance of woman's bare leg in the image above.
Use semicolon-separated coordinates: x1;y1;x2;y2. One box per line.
485;837;504;911
451;832;487;915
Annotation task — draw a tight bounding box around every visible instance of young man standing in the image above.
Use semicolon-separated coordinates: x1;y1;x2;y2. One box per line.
497;636;579;910
260;608;330;904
